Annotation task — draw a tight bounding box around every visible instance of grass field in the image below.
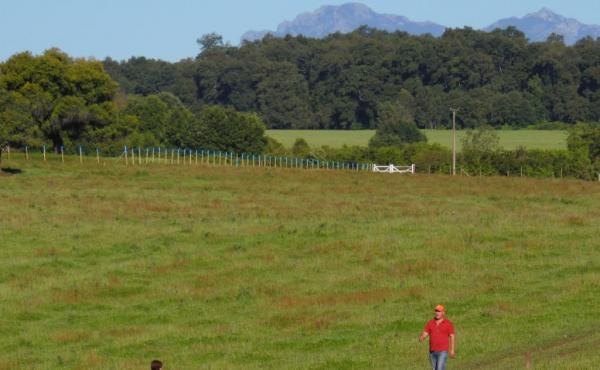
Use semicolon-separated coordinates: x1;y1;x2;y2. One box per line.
266;130;569;151
1;157;599;369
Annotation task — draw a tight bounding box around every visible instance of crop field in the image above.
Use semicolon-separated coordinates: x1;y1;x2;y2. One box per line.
266;130;569;151
1;157;599;369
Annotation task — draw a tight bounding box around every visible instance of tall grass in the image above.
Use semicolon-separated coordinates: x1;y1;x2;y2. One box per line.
0;158;598;369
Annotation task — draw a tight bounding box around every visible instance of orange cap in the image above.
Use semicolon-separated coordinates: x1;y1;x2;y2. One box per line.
435;305;445;312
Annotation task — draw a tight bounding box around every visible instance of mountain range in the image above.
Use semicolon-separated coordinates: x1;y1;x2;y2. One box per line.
241;3;600;45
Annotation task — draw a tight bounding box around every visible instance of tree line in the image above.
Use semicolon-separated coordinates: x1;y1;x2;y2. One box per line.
104;27;600;130
2;31;600;179
0;49;267;156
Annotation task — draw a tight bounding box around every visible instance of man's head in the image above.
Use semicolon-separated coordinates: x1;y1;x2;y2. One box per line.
434;304;445;320
151;360;163;370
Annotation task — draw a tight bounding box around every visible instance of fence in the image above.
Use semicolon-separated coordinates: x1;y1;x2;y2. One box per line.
0;145;375;173
372;164;416;174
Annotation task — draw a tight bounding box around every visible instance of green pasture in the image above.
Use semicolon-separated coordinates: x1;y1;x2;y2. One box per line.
0;157;598;369
267;130;569;151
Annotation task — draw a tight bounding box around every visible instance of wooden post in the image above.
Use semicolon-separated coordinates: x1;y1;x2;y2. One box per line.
61;146;65;163
43;145;46;161
6;145;10;160
450;108;458;176
195;149;198;165
124;146;128;166
138;147;142;165
146;148;149;164
25;146;29;160
96;148;100;164
79;146;83;164
152;148;155;164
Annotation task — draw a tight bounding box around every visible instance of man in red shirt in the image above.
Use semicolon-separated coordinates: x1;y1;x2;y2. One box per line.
419;305;455;370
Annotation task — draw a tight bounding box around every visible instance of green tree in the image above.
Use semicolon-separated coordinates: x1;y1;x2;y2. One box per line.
121;92;195;147
0;49;118;150
192;105;267;153
461;125;501;173
197;33;225;56
567;123;600;165
257;62;316;128
369;102;426;148
291;138;310;157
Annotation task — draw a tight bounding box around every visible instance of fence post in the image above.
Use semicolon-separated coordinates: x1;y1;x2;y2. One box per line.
25;146;29;160
6;145;9;160
96;148;100;164
79;146;83;164
61;146;65;163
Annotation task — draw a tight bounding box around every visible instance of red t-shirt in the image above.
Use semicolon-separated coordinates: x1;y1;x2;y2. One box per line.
425;319;455;351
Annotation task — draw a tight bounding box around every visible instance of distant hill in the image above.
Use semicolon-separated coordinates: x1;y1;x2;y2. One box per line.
241;3;446;42
485;8;600;44
242;3;600;45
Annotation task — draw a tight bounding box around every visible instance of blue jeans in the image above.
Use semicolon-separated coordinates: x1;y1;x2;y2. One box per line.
429;351;448;370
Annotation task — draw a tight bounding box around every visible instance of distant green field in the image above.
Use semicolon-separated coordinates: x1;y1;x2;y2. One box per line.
267;130;569;151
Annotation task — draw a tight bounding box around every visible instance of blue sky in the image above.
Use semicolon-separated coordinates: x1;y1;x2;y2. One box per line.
1;0;600;62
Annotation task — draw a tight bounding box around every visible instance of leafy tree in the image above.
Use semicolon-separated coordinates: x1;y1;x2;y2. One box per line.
256;62;316;128
567;123;600;163
191;105;267;153
291;138;310;156
197;33;224;56
461;125;501;173
462;125;501;153
369;102;427;147
121;92;195;147
0;49;118;149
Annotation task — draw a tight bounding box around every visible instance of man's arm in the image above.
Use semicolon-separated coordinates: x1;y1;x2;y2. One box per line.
449;334;456;358
419;331;429;342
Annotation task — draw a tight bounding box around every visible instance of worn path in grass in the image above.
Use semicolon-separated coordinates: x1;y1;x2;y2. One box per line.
267;130;568;151
0;158;598;369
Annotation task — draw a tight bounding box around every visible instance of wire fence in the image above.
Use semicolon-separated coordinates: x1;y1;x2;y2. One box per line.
0;145;376;172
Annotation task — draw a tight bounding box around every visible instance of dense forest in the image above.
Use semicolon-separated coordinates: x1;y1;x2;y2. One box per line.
104;27;600;129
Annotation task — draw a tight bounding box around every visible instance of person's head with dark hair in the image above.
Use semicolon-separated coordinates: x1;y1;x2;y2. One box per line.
151;360;163;370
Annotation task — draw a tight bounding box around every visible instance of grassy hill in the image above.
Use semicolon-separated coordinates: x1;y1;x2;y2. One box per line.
0;158;598;369
267;130;569;151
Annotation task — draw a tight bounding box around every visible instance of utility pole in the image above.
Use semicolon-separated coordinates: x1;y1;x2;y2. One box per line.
450;108;458;176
